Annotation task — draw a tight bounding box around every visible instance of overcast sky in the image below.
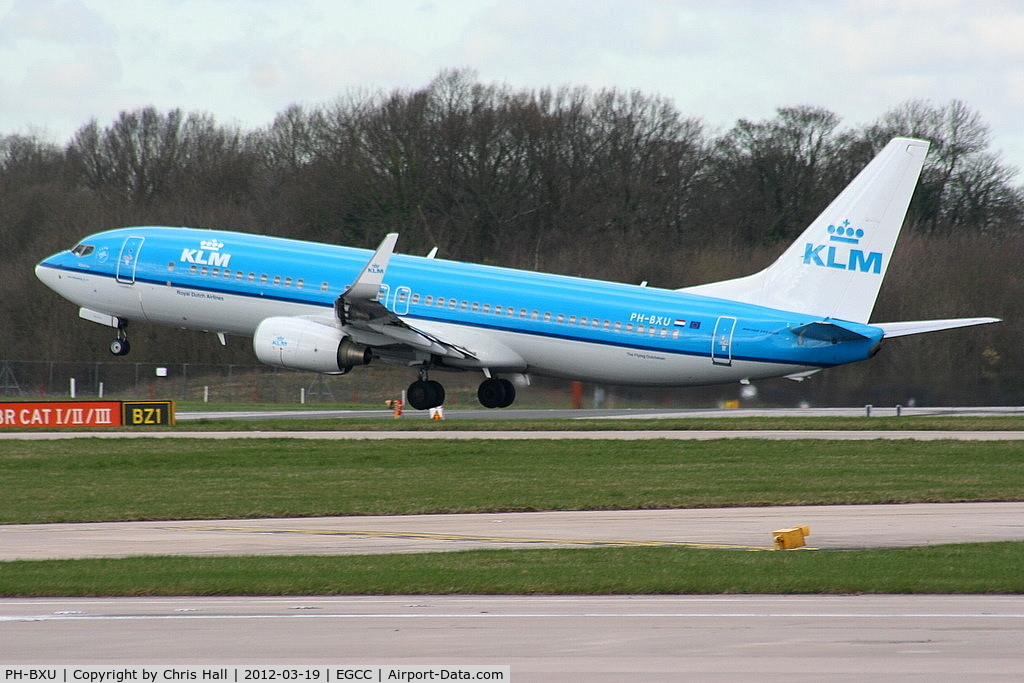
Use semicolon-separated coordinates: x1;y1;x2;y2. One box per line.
3;0;1024;173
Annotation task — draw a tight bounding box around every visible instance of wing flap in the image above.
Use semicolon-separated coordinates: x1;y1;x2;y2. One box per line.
335;233;473;360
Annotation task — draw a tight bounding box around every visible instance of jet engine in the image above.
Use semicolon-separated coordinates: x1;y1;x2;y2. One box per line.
253;317;371;374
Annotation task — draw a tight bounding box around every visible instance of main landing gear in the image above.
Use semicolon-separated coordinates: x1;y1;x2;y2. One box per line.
405;370;516;410
406;377;446;411
477;377;516;409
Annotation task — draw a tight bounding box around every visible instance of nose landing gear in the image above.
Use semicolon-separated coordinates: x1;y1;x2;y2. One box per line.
109;323;131;356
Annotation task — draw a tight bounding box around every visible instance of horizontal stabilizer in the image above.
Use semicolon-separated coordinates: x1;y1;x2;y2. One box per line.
876;317;1001;338
790;321;871;343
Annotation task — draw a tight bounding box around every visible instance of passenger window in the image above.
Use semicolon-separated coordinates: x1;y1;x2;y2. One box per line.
167;262;175;271
260;274;268;284
285;277;293;287
320;282;329;292
297;278;304;289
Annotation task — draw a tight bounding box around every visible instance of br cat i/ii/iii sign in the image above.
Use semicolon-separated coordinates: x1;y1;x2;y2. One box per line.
0;401;175;428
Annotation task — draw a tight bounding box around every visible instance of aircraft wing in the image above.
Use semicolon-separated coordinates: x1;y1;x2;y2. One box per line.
335;233;473;360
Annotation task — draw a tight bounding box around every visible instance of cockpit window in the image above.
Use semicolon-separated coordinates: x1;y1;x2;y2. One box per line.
71;244;95;257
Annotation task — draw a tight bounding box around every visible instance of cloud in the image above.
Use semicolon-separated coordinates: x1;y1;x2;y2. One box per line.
1;0;1023;170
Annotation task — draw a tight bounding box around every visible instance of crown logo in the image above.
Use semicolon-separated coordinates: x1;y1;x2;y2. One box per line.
200;239;224;251
827;220;864;244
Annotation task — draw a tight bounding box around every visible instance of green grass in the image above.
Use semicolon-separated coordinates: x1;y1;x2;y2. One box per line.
3;438;1024;524
3;544;1023;596
3;435;1024;596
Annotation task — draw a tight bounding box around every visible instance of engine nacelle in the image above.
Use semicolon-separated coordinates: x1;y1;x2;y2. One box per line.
253;317;371;374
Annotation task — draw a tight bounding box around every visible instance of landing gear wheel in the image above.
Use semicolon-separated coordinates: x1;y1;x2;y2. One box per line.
109;338;131;356
477;377;515;408
407;379;445;410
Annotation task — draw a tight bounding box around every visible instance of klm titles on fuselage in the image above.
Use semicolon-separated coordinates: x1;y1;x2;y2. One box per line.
180;239;232;268
802;221;882;274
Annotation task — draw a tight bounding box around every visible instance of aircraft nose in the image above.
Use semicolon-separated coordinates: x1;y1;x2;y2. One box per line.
35;259;61;288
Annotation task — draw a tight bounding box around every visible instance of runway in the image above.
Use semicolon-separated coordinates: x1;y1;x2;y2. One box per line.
2;595;1023;679
171;405;1024;421
4;413;1023;677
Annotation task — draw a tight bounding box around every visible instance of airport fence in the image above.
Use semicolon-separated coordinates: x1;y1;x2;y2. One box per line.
0;359;417;406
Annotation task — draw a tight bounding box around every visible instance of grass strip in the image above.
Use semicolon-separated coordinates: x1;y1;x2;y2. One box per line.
159;415;1024;431
3;438;1024;523
2;543;1023;596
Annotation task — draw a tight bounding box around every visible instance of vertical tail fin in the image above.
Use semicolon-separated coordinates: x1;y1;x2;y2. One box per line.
680;137;929;323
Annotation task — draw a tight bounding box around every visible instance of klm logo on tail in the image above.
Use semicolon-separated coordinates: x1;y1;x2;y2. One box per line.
802;220;882;274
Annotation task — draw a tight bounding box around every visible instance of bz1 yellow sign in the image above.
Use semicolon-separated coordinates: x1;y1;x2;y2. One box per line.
122;401;176;426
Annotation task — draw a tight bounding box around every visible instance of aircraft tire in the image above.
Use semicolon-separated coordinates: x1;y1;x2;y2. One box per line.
478;377;515;408
407;379;444;410
110;339;130;356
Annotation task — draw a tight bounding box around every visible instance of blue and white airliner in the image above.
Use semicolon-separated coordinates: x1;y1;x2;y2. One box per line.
36;137;999;409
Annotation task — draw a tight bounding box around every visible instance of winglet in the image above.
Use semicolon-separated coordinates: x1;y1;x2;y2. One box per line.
344;233;399;301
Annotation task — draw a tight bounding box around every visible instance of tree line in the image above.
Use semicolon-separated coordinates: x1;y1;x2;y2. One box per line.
2;69;1020;405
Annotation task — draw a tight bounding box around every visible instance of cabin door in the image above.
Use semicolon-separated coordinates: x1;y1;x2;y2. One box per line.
116;236;145;284
711;316;737;366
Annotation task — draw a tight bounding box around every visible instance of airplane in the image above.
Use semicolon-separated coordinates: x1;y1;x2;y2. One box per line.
35;137;999;409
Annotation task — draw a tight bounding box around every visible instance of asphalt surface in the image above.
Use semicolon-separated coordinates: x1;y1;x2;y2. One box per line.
4;503;1024;560
3;595;1023;679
